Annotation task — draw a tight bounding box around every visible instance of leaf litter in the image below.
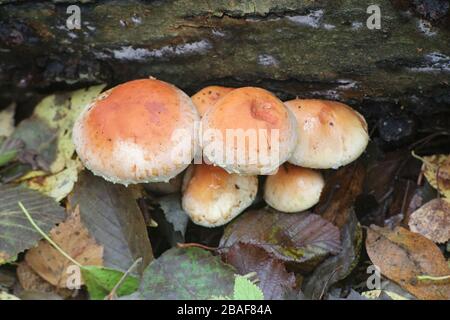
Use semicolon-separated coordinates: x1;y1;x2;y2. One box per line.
1;84;450;301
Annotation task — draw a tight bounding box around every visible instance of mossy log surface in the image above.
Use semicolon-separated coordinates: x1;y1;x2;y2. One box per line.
0;0;449;118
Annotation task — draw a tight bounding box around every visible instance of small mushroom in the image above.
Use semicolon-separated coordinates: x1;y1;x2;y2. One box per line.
73;78;200;185
191;85;234;117
181;164;258;227
285;99;369;169
201;87;298;175
264;163;324;213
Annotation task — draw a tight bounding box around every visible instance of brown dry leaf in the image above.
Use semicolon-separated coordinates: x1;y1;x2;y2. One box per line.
25;206;103;288
408;198;450;243
16;261;71;298
314;162;365;229
422;154;450;198
366;225;450;300
17;261;56;293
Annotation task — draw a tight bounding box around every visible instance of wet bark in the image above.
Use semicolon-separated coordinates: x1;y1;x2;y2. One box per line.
0;0;449;122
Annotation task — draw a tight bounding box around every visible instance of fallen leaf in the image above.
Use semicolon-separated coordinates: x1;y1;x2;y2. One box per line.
327;288;367;300
220;209;341;272
314;162;365;229
362;290;408;300
0;266;16;290
421;154;450;198
17;261;55;293
81;266;139;300
10;85;105;173
0;185;65;264
16;261;71;299
0;149;17;168
151;194;189;247
67;171;153;274
408;198;450;243
222;242;296;300
17;291;63;300
25;206;103;288
0;138;23;167
26;158;83;201
233;275;264;300
134;247;235;300
0;103;15;138
359;149;414;226
366;225;450;300
0;291;19;300
302;211;362;299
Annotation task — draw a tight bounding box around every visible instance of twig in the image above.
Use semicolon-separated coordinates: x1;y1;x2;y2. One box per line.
177;242;217;251
319;266;343;300
411;150;434;167
105;258;142;300
417;274;450;281
19;201;82;268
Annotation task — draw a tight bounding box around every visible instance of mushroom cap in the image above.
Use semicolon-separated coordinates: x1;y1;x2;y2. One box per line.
285;99;369;169
73;78;200;185
191;86;234;117
264;163;324;213
201;87;298;175
182;164;258;227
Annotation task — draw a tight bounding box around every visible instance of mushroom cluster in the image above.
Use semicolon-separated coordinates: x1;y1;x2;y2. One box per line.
73;78;369;227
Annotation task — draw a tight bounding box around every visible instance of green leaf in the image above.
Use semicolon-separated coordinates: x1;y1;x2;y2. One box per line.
233;275;264;300
0;150;17;167
0;185;65;265
0;138;22;167
81;266;139;300
136;247;235;300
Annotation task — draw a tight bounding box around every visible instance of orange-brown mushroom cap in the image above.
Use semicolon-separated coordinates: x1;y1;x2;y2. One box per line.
191;86;234;117
201;87;298;175
182;164;258;227
73;78;200;185
264;163;324;212
285;99;369;169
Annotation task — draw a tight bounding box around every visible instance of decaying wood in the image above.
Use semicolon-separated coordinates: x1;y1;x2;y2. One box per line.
0;0;449;116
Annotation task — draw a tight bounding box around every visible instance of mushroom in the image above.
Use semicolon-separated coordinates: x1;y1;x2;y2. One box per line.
181;164;258;227
201;87;298;175
264;163;324;212
191;86;234;117
73;78;200;185
285;99;369;169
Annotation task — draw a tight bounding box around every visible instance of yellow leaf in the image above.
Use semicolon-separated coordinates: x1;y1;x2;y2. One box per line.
25;159;83;202
0;291;19;300
0;103;15;138
33;85;105;173
421;154;450;199
362;290;409;300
